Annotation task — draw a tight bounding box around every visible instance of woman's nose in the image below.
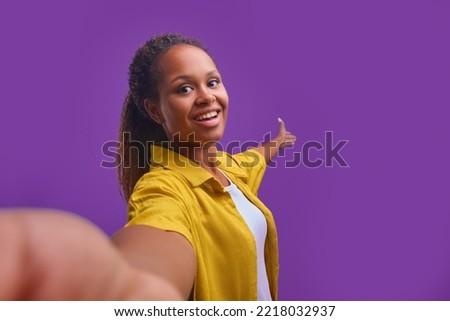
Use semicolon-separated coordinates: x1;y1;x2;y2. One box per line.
195;89;216;105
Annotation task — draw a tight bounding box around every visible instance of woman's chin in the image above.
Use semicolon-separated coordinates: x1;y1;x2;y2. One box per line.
169;127;225;147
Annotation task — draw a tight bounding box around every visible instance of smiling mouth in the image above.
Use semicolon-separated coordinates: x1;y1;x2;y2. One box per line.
193;110;219;121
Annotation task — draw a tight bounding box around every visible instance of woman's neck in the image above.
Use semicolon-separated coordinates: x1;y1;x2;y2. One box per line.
172;142;230;187
172;142;219;170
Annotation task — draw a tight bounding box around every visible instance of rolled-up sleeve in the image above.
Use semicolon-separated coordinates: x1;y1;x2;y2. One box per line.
230;149;267;195
126;173;193;246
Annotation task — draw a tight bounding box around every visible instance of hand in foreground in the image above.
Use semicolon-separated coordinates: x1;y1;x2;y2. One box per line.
0;209;183;300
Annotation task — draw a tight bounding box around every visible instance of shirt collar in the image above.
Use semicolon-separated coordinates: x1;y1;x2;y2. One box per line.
150;144;247;187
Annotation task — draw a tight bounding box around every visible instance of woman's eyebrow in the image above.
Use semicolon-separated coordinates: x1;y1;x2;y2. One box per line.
170;70;219;84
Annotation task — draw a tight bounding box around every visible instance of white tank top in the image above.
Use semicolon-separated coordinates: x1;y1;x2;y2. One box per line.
221;171;272;301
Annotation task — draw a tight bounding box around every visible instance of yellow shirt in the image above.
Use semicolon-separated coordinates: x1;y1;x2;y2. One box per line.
126;144;279;300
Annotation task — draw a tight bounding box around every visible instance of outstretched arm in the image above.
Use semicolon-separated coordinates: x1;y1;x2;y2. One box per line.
112;225;196;300
253;118;297;164
0;209;194;300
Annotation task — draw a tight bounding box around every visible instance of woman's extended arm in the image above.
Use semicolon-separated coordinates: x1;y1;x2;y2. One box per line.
0;209;195;300
111;225;196;299
253;118;297;164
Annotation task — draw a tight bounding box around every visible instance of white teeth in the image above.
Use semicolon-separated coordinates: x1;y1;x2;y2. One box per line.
195;111;218;121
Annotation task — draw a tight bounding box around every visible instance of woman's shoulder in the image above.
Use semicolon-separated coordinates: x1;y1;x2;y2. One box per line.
134;166;191;192
219;149;265;171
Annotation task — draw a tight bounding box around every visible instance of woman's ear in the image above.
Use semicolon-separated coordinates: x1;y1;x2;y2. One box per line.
144;99;164;124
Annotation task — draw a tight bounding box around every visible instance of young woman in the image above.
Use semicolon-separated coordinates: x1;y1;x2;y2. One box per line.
0;34;295;300
114;33;296;300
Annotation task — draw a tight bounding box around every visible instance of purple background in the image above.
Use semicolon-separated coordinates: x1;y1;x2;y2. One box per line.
1;0;449;300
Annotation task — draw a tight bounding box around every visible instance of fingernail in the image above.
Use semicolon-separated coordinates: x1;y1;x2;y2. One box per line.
278;117;283;123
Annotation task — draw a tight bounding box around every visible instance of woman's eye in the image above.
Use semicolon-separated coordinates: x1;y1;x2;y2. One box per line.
208;79;219;87
177;85;193;94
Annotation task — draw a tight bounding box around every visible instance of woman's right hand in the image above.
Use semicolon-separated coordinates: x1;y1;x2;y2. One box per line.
0;209;187;300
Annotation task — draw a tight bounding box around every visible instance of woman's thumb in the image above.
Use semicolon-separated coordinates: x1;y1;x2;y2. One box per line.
278;117;286;134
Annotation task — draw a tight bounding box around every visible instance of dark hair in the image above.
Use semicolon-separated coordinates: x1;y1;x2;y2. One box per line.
117;33;208;201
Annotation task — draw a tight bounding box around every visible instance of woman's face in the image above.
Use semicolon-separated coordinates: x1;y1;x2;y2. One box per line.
148;45;229;146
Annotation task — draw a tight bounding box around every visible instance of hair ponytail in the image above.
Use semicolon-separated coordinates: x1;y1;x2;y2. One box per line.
117;92;167;201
